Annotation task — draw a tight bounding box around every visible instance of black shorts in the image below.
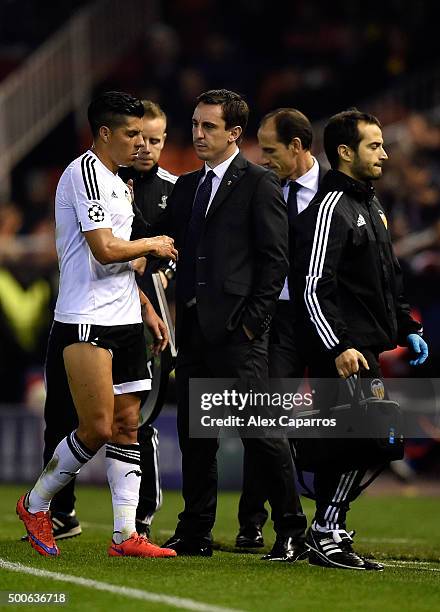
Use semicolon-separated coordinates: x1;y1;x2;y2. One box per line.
51;321;151;395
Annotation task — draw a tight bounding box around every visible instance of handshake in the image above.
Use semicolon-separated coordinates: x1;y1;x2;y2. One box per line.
145;235;178;261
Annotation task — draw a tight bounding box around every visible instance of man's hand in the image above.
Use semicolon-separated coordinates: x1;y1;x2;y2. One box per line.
139;289;169;355
335;348;369;378
130;257;147;275
159;270;168;290
407;334;429;366
142;302;169;356
146;236;178;261
242;324;254;340
127;178;134;203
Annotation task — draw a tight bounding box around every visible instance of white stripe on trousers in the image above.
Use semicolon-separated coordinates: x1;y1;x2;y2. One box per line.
151;427;163;513
324;470;358;529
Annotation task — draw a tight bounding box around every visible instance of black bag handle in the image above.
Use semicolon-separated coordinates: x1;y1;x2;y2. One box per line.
348;371;363;407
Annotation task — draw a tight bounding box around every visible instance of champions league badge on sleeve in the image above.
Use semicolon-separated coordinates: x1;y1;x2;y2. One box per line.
88;204;105;222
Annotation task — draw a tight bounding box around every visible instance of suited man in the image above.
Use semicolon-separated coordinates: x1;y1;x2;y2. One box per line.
159;89;307;561
236;109;321;548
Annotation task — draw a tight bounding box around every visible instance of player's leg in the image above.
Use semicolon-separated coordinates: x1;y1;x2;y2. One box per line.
106;393;175;557
136;424;162;536
36;341;112;502
64;342;115;449
18;338;113;556
107;391;142;545
104;324;175;558
42;323;81;539
135;347;174;535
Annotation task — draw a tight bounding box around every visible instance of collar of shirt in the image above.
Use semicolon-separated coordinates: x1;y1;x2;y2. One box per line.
88;148;127;202
200;147;240;213
282;156;320;215
89;148;117;179
296;156;319;191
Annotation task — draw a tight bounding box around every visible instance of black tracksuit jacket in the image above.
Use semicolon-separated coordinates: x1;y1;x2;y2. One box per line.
293;169;421;357
120;163;178;291
120;163;177;225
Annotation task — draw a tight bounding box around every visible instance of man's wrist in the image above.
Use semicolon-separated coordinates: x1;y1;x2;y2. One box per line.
330;340;352;358
242;323;254;340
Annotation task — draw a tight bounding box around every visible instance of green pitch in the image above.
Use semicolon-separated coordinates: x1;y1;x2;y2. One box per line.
0;484;439;611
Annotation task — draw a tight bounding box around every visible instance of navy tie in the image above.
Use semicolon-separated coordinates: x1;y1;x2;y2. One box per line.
180;170;215;304
286;181;300;223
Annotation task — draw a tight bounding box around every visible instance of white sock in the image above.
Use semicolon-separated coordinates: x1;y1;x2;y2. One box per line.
106;442;141;544
28;431;95;513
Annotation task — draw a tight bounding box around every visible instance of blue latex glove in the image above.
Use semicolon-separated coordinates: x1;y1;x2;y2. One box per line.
407;334;429;366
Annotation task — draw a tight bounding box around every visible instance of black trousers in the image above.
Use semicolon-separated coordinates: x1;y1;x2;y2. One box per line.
174;305;306;542
308;348;382;530
238;300;306;531
136;423;162;524
43;323;161;519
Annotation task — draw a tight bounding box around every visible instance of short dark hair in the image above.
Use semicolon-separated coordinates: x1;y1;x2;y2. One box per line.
196;89;249;137
324;108;382;169
87;91;144;137
261;108;313;150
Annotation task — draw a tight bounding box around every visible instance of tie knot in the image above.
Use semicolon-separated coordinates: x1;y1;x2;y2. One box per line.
289;181;301;194
204;169;215;184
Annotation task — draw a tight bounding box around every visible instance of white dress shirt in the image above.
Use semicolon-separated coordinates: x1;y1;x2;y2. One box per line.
199;147;240;215
279;156;320;300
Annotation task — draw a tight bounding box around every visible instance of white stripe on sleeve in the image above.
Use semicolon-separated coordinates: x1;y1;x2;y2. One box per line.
304;191;343;349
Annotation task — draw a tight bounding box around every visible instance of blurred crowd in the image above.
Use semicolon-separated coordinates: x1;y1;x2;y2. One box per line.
108;0;439;142
377;111;440;378
2;1;438;129
0;0;89;80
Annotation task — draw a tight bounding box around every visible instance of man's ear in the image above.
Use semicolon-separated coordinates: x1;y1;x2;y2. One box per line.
163;132;167;143
228;126;242;143
338;144;353;164
99;125;111;143
289;137;302;154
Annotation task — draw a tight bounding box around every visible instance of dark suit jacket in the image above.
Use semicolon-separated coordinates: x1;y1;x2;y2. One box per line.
287;161;323;300
153;152;289;345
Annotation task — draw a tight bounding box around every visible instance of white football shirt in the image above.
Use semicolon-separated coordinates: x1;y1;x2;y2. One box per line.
54;150;142;325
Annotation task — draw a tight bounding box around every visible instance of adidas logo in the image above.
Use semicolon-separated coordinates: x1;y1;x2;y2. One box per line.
357;214;366;227
111;191;118;198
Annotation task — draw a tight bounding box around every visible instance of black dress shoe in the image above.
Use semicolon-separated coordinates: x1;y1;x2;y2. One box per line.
162;535;213;557
235;525;264;548
262;536;308;562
